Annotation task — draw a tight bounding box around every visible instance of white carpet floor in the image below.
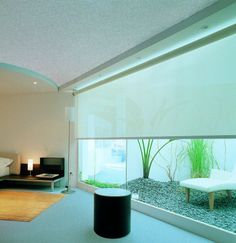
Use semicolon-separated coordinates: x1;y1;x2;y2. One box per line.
0;188;212;243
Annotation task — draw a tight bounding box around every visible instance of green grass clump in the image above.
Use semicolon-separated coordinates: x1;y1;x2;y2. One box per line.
85;179;120;188
138;139;174;179
187;139;218;178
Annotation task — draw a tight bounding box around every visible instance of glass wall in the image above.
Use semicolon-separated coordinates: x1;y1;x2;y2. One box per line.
78;138;236;233
79;139;126;188
76;17;236;237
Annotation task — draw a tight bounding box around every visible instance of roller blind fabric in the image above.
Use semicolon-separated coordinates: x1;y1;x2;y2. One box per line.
77;33;236;139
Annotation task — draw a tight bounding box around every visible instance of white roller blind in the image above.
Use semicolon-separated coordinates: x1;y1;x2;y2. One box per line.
77;33;236;139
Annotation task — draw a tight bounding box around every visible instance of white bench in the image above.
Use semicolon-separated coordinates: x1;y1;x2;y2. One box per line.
180;168;236;210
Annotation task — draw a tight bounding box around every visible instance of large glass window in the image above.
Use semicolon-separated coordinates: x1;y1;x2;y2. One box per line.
76;21;236;239
78;138;236;234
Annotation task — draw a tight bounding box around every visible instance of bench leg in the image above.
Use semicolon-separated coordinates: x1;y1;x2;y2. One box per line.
51;182;54;192
185;188;190;203
226;190;232;199
209;192;214;210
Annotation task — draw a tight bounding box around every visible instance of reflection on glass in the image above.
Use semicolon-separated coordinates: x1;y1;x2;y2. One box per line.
79;140;126;188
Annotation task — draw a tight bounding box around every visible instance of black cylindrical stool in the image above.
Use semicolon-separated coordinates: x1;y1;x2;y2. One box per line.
94;188;131;238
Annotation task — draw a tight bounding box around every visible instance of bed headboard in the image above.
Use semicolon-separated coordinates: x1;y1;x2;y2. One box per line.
0;152;21;175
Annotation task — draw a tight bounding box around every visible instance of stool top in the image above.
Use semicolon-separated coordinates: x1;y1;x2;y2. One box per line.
95;188;130;197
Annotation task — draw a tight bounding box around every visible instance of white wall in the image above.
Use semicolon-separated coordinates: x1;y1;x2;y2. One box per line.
127;139;190;182
0;92;76;186
127;139;236;182
78;138;236;184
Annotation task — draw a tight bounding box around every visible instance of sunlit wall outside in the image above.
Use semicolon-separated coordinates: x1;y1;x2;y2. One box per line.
79;139;236;182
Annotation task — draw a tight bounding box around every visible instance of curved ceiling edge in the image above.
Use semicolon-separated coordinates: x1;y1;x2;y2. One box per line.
0;63;58;89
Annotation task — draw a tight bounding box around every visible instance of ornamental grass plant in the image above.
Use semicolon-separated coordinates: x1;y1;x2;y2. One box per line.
187;139;218;178
138;139;173;178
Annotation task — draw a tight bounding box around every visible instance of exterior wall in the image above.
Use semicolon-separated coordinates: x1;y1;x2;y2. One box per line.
128;139;236;182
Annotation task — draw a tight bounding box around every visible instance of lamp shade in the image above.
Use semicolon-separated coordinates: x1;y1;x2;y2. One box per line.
27;159;33;171
65;107;75;122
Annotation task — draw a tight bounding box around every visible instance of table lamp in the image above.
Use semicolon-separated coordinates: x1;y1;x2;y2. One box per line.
28;159;33;176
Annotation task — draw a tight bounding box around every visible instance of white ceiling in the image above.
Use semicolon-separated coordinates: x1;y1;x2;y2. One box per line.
0;0;218;93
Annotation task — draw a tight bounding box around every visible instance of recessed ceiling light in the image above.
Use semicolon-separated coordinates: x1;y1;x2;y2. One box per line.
33;81;37;85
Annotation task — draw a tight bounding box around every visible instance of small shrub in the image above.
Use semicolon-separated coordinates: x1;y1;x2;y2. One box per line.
158;143;185;181
85;179;120;188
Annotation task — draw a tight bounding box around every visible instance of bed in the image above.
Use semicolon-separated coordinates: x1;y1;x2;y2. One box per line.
0;154;62;191
0;167;10;177
0;152;21;177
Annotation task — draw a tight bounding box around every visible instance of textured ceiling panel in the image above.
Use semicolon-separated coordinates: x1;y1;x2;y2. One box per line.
0;0;217;85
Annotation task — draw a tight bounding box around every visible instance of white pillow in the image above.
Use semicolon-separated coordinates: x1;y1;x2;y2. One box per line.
0;157;13;167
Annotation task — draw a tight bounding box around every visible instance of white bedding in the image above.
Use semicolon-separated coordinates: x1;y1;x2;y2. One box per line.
0;157;13;167
0;166;9;177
